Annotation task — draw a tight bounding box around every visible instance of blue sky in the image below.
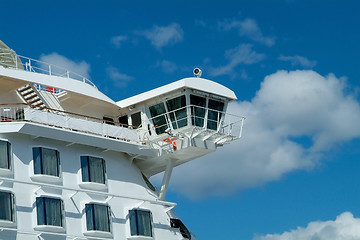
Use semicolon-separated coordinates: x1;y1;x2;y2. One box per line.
2;0;360;239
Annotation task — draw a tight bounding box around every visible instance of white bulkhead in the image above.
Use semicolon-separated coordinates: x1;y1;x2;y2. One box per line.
0;40;244;240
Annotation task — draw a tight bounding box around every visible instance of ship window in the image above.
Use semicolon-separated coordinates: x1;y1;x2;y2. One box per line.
149;103;168;135
0;191;15;222
36;197;64;227
0;140;12;170
190;95;206;127
103;116;115;125
33;147;60;177
119;115;128;127
166;95;187;129
85;203;111;232
131;112;142;128
81;156;106;184
207;99;224;130
129;209;153;237
170;218;191;239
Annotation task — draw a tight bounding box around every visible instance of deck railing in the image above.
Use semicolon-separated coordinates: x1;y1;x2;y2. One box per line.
148;104;245;140
0;47;97;88
0;104;141;144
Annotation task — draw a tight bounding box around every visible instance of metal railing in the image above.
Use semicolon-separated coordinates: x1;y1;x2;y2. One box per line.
148;104;245;139
0;47;97;88
0;103;141;144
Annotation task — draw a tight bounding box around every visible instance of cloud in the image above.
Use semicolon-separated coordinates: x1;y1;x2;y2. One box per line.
111;35;128;48
219;18;275;46
279;55;317;68
39;53;91;79
106;66;134;87
160;70;360;199
254;212;360;240
154;60;178;73
210;44;265;77
137;23;184;49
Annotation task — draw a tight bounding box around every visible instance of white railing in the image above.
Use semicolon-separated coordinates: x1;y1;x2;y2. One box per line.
148;104;245;140
0;104;141;144
0;47;97;88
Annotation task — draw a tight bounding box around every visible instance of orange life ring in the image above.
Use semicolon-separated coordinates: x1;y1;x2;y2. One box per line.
163;137;177;150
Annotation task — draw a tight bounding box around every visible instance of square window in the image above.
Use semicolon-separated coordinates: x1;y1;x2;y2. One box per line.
33;147;60;177
0;140;12;170
81;156;106;184
85;203;111;232
129;209;153;237
0;191;15;222
36;197;63;227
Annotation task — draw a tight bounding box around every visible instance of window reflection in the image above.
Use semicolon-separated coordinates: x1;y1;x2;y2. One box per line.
166;95;187;129
149;103;168;134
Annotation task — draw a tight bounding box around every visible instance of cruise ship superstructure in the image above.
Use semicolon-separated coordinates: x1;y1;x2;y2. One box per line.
0;40;244;240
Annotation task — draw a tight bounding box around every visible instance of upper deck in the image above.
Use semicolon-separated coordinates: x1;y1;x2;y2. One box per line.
0;41;245;176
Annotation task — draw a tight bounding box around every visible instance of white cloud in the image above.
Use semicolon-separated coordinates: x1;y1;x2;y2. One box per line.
155;60;178;73
254;212;360;240
39;53;91;79
279;55;317;68
210;44;265;77
106;66;134;87
219;18;275;46
137;23;184;49
111;35;128;48
160;70;360;199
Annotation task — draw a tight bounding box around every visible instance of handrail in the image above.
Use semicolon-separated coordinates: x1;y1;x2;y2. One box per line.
0;47;97;88
0;103;142;145
148;104;245;139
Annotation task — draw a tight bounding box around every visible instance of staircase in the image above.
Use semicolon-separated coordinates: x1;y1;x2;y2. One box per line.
17;85;47;110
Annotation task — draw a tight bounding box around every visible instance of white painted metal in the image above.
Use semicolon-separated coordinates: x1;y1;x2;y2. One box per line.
0;42;245;240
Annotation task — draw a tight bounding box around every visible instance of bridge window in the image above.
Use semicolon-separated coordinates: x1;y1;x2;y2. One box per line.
207;99;224;130
190;95;206;127
166;95;187;129
131;112;142;128
149;103;168;134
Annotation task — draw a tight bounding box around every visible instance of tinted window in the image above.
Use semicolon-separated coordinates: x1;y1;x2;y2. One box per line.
0;140;11;170
81;156;106;184
190;95;206;127
86;204;111;232
149;103;168;134
129;209;152;237
166;95;187;129
33;147;60;177
36;197;63;226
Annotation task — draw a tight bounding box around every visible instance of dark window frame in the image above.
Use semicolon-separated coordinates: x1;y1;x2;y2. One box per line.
81;156;107;184
129;209;153;237
85;203;112;232
33;147;61;177
36;197;64;227
0;140;12;170
0;191;15;222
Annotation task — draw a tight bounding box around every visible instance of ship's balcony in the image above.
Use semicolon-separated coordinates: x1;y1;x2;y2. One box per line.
0;47;96;88
0;103;141;143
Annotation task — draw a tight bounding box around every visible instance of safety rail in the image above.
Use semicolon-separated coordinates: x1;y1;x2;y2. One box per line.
0;103;142;144
0;47;97;88
148;104;245;140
